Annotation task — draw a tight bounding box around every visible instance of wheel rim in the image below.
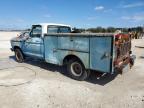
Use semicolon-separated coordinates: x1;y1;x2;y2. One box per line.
71;62;83;77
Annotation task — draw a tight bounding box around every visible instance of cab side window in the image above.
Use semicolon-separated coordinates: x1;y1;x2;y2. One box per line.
47;26;59;33
30;25;42;37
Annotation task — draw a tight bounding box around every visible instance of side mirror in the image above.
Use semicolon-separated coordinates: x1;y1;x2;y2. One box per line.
23;35;31;41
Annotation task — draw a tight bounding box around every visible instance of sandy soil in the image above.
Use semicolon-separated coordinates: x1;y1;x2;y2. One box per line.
0;32;144;108
0;32;20;58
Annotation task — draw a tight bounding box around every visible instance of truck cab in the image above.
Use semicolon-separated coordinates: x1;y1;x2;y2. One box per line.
11;23;72;60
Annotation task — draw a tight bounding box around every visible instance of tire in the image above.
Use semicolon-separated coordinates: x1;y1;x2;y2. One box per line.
67;59;90;81
14;48;24;63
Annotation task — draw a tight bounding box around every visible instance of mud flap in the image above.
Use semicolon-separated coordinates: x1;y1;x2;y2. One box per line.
130;55;136;68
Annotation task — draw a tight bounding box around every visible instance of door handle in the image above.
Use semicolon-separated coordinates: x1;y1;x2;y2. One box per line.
35;41;41;43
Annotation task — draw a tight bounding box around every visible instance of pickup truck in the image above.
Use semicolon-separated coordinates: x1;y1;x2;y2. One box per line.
10;23;135;80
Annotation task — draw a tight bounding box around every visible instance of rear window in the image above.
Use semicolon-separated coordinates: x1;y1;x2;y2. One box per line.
47;26;71;33
47;26;59;33
59;27;71;33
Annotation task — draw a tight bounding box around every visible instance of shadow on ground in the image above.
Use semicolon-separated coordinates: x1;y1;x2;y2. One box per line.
9;56;119;86
140;56;144;59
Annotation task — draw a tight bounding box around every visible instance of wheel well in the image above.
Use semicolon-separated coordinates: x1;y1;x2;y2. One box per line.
13;46;25;57
13;46;21;51
63;55;84;66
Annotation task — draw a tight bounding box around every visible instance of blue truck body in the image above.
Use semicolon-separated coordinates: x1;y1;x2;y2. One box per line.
11;33;114;72
10;23;134;80
44;34;113;73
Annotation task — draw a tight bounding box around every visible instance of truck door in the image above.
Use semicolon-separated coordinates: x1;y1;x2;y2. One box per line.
23;25;44;59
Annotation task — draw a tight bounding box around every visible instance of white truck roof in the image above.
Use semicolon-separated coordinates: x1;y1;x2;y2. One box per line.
32;23;72;35
34;23;71;27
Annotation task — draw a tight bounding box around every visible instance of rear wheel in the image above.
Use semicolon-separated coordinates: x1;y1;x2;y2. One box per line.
14;48;24;63
67;59;90;81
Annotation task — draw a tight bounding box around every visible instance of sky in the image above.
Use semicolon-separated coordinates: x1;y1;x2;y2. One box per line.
0;0;144;29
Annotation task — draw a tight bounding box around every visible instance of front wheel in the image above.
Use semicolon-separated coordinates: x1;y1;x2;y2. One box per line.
67;59;90;81
14;48;24;63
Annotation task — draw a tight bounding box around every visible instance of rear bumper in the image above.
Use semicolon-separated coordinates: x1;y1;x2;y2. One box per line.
114;55;136;73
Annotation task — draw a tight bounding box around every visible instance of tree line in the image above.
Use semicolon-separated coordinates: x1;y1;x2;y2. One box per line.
73;26;144;33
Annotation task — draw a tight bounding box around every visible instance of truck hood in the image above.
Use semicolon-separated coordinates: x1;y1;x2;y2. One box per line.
11;36;26;42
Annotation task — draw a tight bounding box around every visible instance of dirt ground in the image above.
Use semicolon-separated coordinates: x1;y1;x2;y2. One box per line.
0;32;144;108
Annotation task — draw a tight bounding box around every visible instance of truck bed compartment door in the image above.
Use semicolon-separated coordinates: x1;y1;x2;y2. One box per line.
44;36;59;64
90;37;113;73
